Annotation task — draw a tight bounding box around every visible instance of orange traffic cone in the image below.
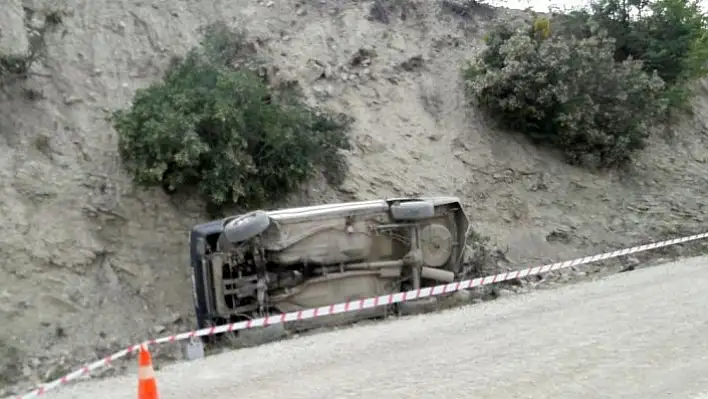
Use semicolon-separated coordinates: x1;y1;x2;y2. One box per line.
138;344;160;399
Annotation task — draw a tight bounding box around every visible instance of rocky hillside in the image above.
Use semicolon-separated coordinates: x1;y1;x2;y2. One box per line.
2;0;708;393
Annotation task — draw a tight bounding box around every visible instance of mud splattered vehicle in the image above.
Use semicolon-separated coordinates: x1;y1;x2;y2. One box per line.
189;197;470;333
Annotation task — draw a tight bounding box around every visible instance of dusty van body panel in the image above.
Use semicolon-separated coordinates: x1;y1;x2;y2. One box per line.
189;197;470;332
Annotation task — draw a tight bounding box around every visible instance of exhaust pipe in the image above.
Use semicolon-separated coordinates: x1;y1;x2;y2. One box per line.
346;260;405;269
421;267;455;283
342;261;455;282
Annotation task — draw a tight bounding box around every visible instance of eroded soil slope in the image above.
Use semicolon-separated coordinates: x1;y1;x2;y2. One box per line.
2;0;708;392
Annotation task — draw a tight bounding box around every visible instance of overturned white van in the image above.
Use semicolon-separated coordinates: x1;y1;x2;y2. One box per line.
189;197;470;333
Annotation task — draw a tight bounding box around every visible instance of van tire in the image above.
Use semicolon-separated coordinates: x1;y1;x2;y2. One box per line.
390;200;435;221
223;211;271;243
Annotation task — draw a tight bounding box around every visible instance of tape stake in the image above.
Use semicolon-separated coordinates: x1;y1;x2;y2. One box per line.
15;231;708;399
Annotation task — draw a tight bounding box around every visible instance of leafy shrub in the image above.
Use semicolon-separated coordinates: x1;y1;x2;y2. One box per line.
560;0;708;113
464;17;667;167
111;22;352;212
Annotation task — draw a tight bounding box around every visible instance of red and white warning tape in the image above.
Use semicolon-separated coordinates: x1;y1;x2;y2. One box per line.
14;231;708;399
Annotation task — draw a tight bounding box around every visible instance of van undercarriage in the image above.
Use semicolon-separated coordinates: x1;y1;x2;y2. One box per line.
189;197;470;334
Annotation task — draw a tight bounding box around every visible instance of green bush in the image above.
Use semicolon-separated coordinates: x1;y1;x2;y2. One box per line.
111;23;352;212
560;0;708;112
464;18;667;167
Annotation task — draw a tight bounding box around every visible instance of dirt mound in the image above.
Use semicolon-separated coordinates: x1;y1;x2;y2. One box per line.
2;0;708;394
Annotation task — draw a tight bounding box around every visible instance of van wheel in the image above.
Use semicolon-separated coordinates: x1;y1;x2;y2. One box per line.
223;211;271;243
390;200;435;221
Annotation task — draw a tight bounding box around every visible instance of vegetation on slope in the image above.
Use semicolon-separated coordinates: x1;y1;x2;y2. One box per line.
464;0;708;168
111;22;353;213
111;0;708;210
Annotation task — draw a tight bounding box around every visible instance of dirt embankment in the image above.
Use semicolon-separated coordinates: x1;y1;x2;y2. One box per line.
2;0;708;394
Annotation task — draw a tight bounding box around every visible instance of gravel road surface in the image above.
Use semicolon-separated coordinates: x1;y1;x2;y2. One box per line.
44;256;708;399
